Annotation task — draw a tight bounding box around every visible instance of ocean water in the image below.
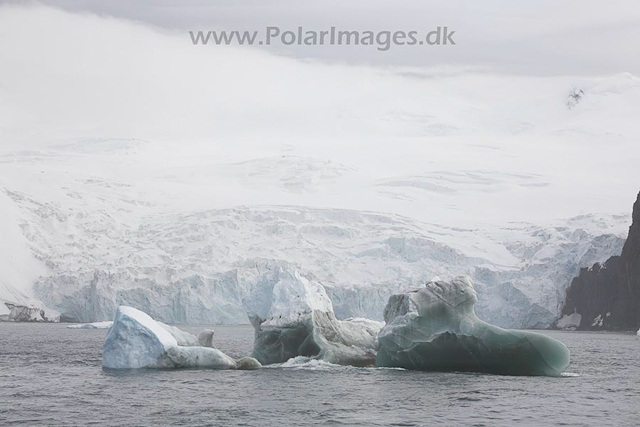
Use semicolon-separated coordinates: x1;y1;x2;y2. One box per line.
0;324;638;426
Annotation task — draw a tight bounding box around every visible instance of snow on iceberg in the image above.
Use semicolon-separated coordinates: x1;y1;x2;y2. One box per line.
246;266;383;366
157;321;200;346
376;276;570;376
102;306;238;369
68;321;113;329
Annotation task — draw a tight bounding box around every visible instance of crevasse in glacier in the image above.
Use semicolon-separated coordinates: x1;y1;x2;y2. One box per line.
375;276;570;376
102;306;243;369
246;266;383;366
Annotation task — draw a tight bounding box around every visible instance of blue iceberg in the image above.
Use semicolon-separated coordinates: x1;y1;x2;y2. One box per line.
375;276;570;376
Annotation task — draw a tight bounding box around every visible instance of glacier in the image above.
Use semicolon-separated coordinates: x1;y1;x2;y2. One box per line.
248;266;383;366
22;201;626;330
102;306;241;370
0;25;638;330
376;277;571;376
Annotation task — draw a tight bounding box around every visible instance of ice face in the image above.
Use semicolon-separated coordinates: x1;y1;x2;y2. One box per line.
102;306;239;370
16;202;627;330
102;306;177;369
376;276;571;376
197;329;216;348
252;310;382;366
245;267;334;327
247;267;383;366
157;322;200;346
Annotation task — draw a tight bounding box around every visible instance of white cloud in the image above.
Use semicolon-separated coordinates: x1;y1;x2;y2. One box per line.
2;0;640;74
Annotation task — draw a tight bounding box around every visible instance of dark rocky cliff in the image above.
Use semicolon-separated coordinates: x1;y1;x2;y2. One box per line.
559;192;640;330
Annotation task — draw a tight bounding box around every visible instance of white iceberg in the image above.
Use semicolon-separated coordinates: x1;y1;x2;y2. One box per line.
102;306;238;370
246;266;383;366
376;276;571;376
555;313;582;330
236;357;262;370
157;321;200;346
197;329;216;348
68;321;113;329
165;346;237;369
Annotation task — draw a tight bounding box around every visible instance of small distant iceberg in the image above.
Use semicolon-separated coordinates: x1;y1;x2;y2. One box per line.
376;276;571;376
198;329;216;347
68;321;113;329
555;313;582;331
102;306;260;370
246;266;382;366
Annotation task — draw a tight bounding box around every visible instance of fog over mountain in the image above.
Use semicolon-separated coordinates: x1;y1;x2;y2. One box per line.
3;0;640;75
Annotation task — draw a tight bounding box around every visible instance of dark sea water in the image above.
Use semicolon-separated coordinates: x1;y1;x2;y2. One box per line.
0;324;639;426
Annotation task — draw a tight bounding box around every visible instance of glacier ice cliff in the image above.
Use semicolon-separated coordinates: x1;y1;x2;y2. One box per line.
376;276;570;376
0;210;628;332
102;306;239;370
22;204;626;329
247;266;383;366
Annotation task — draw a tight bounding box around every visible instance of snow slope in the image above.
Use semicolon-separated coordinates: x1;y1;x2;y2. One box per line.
7;186;628;328
0;6;638;327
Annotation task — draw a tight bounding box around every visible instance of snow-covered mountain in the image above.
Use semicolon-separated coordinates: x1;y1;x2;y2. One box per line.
0;177;628;328
0;6;638;327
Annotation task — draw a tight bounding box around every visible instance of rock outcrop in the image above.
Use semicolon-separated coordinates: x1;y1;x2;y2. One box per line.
559;192;640;331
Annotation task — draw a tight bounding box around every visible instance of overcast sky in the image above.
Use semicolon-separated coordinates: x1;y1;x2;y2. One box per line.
0;1;639;221
2;0;640;75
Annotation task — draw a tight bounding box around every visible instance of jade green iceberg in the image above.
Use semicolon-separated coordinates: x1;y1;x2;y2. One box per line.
376;276;570;376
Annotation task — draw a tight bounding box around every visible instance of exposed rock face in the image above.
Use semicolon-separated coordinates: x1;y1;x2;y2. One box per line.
560;192;640;331
0;303;47;322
